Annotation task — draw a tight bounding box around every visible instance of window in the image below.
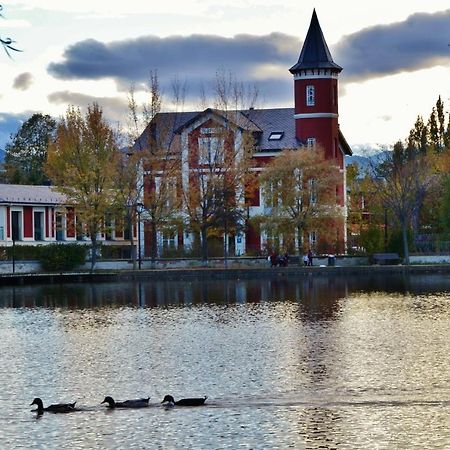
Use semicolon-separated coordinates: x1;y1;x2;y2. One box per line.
34;211;44;241
309;178;317;205
268;131;284;141
306;85;315;106
198;137;223;164
309;231;317;248
162;231;177;251
263;181;280;208
156;176;177;209
307;137;316;148
11;211;22;241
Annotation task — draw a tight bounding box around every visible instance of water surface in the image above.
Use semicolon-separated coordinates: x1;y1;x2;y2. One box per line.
0;273;449;448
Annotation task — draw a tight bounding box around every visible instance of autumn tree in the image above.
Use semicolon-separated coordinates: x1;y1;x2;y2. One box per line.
346;162;385;253
182;72;258;262
45;104;120;270
258;145;342;255
372;142;435;264
129;72;185;264
4;113;56;184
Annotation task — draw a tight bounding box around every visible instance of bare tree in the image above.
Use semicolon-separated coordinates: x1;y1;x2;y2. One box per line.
373;142;435;264
182;72;258;263
128;72;185;265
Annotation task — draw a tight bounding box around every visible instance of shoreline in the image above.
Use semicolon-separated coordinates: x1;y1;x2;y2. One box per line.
1;263;450;286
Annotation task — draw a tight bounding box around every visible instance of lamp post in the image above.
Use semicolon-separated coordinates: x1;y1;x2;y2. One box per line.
136;202;144;270
12;238;16;274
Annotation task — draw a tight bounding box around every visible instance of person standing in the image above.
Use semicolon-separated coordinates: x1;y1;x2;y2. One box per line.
307;249;313;266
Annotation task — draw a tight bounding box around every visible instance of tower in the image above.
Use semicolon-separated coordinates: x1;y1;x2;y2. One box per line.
289;9;342;161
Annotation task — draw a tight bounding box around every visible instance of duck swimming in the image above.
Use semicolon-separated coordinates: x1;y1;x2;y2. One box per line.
161;395;207;407
30;398;76;414
101;396;150;408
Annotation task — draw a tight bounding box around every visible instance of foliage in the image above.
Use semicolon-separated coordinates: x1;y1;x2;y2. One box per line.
258;145;342;255
372;142;436;263
182;72;258;262
4;113;56;184
359;226;384;254
0;245;42;261
45;104;120;270
38;244;87;272
387;229;413;257
439;175;450;235
128;72;184;263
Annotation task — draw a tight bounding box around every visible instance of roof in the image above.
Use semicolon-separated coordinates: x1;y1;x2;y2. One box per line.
0;184;66;205
289;9;342;74
134;107;352;155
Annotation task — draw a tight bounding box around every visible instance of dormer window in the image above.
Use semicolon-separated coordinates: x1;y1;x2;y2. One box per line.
306;85;315;106
268;131;284;141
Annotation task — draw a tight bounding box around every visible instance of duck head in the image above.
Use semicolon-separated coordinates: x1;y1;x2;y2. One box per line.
101;396;116;407
161;395;175;404
30;398;44;409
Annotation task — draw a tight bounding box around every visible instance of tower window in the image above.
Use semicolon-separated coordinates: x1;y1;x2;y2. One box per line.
307;137;316;148
268;131;284;141
306;85;315;106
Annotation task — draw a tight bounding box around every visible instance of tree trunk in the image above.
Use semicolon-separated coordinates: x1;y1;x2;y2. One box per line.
201;225;208;264
150;222;157;269
90;235;97;271
224;221;228;268
402;223;410;265
296;225;302;257
127;213;137;270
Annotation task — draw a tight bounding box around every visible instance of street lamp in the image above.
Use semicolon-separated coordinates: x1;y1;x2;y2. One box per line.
136;202;145;270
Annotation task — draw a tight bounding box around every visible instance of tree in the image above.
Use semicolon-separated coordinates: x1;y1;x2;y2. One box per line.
346;162;386;253
373;142;435;264
4;113;56;184
181;71;258;263
258;145;342;255
45;104;120;270
129;72;185;264
1;4;20;57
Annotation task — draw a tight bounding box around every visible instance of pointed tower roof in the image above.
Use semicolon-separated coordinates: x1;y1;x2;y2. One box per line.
290;9;342;74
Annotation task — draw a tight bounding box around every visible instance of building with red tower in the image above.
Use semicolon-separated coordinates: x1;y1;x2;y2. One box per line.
136;10;352;257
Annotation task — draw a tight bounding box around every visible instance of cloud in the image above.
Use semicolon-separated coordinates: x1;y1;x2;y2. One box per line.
335;9;450;81
47;9;450;93
47;91;128;122
13;72;34;90
48;32;299;88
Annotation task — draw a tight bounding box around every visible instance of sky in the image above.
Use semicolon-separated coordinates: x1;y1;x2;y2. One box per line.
1;0;450;154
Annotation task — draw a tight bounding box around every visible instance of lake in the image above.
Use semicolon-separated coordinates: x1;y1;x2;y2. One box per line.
0;273;449;448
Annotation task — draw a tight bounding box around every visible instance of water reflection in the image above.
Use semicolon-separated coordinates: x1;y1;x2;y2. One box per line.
0;273;449;448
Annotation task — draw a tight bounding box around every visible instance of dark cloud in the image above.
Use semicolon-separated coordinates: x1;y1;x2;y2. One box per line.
47;9;450;92
335;9;450;81
48;91;128;123
48;32;299;88
13;72;34;91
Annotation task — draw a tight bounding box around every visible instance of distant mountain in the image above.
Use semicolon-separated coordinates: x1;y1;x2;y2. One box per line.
346;151;390;173
345;154;371;171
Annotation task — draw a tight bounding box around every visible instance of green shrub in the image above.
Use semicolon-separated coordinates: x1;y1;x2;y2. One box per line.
0;245;42;261
38;243;87;272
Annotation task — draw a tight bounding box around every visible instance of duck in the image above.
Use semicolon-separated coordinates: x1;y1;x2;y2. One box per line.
101;396;150;408
161;395;207;407
30;397;76;414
